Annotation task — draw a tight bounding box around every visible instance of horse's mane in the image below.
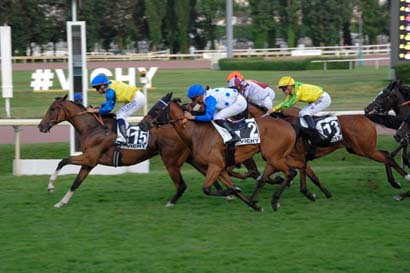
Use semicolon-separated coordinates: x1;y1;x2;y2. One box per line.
399;85;410;100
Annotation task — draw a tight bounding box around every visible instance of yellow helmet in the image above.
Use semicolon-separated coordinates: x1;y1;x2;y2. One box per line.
278;76;295;87
226;71;245;82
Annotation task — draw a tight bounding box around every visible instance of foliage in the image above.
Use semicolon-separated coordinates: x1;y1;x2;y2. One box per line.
393;63;410;84
249;0;275;48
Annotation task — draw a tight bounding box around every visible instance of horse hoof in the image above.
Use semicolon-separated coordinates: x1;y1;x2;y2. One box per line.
308;193;316;202
165;202;175;207
272;202;280;211
393;195;405;201
405;174;410;181
392;181;402;189
225;195;235;200
48;188;54;193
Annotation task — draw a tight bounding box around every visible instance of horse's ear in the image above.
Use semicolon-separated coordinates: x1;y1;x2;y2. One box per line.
63;94;68;101
162;92;173;103
397;79;403;88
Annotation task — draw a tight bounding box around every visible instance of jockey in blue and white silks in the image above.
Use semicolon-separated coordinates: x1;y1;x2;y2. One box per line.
184;84;247;143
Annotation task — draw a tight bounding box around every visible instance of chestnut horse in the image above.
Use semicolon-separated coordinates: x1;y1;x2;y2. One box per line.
247;103;410;199
247;103;333;200
139;93;307;211
38;95;227;208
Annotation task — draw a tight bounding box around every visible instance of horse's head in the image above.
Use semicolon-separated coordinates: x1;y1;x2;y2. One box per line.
139;92;174;131
394;115;410;144
365;80;404;115
38;95;70;132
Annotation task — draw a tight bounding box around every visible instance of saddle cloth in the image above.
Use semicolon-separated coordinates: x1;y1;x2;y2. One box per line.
300;116;343;143
118;125;149;150
212;118;261;145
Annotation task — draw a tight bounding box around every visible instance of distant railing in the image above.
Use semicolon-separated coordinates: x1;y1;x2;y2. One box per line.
9;44;391;63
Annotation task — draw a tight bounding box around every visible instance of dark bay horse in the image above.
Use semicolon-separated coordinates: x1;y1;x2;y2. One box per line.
247;103;410;200
365;80;410;167
391;115;410;201
38;95;221;208
139;93;307;211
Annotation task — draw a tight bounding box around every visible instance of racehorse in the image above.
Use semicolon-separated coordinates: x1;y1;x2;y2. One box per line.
247;103;333;200
364;80;410;167
38;95;226;208
391;115;410;201
247;102;410;200
139;93;307;211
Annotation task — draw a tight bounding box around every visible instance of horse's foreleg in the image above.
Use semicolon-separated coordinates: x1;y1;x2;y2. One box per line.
48;158;71;193
271;168;298;211
163;166;187;207
54;166;93;208
250;163;276;202
393;191;410;201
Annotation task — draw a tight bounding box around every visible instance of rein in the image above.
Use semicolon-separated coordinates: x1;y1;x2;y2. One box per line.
77;111;105;127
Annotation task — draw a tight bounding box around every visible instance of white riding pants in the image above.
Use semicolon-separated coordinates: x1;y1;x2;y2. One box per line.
299;91;331;117
214;95;247;120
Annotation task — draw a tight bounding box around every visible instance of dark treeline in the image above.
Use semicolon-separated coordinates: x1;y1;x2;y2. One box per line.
0;0;388;55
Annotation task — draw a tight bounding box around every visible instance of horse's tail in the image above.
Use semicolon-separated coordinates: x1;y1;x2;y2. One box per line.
365;114;403;130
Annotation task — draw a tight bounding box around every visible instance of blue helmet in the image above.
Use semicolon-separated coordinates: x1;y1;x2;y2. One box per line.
91;74;109;87
187;84;205;99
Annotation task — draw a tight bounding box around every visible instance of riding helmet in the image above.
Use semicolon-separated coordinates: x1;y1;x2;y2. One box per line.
278;76;295;87
226;71;244;82
91;74;109;87
187;84;206;99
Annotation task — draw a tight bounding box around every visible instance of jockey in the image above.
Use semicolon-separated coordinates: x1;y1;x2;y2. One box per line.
272;76;331;129
227;72;276;112
87;73;146;145
184;84;247;144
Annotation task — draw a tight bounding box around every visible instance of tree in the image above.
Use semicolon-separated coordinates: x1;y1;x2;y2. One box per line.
302;0;346;46
249;0;275;48
145;0;167;50
277;0;301;48
195;0;225;50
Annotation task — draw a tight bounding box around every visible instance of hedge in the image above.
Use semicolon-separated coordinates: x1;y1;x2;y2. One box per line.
219;57;354;71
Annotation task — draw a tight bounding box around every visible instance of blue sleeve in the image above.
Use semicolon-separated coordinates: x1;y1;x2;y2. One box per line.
99;88;116;114
194;96;216;122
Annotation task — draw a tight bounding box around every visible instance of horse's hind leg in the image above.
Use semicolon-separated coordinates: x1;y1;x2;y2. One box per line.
305;165;332;199
54;166;93;208
48;158;71;193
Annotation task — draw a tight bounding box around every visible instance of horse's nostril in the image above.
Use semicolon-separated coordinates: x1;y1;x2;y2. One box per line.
394;134;401;142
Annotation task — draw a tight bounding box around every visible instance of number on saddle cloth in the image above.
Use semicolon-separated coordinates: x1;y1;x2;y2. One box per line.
116;124;150;150
213;118;261;145
301;116;343;144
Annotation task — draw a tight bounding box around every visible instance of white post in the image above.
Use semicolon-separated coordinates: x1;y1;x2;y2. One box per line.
0;26;13;118
67;21;87;155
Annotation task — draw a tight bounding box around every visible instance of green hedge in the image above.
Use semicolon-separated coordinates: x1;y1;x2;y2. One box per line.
219;57;354;71
394;62;410;83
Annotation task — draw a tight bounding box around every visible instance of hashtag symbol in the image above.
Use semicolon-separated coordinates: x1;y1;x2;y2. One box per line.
31;69;54;91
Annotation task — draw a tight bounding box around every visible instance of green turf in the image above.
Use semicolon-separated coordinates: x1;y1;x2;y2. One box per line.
0;66;391;118
2;66;410;272
1;136;410;273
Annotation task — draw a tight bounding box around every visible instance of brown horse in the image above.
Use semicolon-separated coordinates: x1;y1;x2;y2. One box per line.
38;95;228;208
247;103;333;200
139;93;308;211
247;103;410;199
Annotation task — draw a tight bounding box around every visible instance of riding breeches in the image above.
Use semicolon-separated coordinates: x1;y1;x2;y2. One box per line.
214;95;247;120
299;91;331;117
116;91;147;124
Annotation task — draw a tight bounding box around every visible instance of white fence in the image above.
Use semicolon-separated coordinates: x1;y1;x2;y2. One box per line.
11;44;390;63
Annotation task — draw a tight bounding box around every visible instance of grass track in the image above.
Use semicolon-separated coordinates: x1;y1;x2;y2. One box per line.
1;136;410;273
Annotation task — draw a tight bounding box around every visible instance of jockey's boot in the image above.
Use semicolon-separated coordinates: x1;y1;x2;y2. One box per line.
303;115;316;130
215;119;240;144
116;119;128;145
